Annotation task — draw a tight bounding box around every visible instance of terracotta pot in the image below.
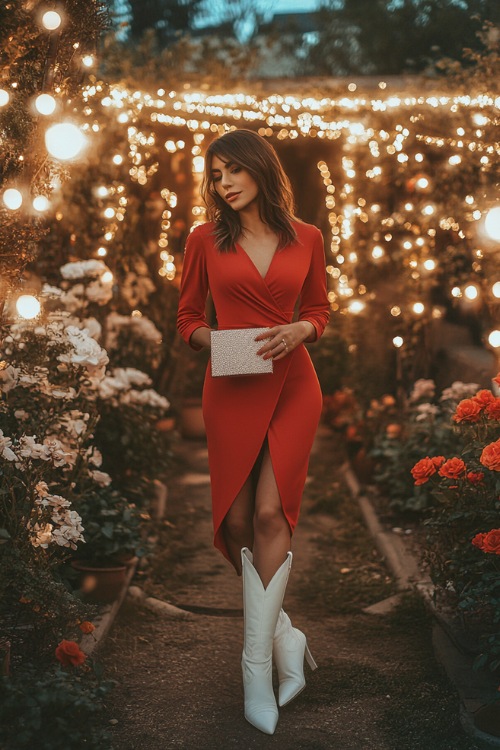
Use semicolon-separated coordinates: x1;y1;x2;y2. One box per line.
71;557;136;604
180;397;206;439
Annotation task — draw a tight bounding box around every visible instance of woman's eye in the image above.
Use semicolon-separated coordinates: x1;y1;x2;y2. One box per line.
212;175;221;183
231;167;241;174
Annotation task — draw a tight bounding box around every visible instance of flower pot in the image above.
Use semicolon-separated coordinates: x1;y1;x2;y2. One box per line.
71;557;137;604
180;397;206;439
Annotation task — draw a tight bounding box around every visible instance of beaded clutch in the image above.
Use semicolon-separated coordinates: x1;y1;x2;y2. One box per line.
210;328;274;377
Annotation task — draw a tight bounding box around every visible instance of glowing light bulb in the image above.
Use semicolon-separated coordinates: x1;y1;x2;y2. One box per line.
33;195;50;212
492;282;500;298
42;10;62;30
393;336;404;348
451;286;462;298
16;294;41;319
96;186;109;198
45;123;87;160
112;154;123;165
371;245;384;259
101;271;113;284
3;188;23;210
413;302;425;314
448;155;461;165
104;207;115;219
348;300;365;314
192;156;204;173
35;93;56;115
82;55;94;67
488;330;500;348
422;204;435;216
416;177;429;189
97;247;107;257
485;207;500;241
391;306;401;317
464;284;479;300
423;259;436;271
0;89;9;107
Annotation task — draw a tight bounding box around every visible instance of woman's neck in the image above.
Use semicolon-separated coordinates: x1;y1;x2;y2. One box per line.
238;202;273;239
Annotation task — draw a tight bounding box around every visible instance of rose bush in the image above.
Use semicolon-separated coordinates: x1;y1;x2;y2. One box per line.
407;377;500;670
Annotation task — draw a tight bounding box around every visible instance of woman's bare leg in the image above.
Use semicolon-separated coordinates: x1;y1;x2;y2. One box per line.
253;440;291;587
221;475;254;575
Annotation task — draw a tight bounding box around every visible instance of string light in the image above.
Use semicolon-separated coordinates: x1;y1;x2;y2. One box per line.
0;89;9;107
488;330;500;348
485;207;500;241
32;196;50;212
393;336;404;348
16;295;41;319
35;93;56;115
3;188;23;210
41;10;62;30
45;123;87;160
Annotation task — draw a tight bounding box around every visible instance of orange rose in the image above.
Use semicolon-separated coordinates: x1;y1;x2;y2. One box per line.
480;439;500;472
386;423;402;439
438;457;467;479
453;398;482;423
411;457;437;485
471;532;487;550
79;621;95;634
482;529;500;555
485;399;500;420
472;389;495;407
55;640;86;667
467;471;484;485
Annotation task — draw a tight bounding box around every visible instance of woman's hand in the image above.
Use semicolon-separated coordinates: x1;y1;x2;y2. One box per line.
255;321;315;361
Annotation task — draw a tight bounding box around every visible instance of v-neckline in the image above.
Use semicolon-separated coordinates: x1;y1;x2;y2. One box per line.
235;241;279;282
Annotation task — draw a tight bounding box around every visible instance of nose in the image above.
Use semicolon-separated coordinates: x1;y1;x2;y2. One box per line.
221;171;232;189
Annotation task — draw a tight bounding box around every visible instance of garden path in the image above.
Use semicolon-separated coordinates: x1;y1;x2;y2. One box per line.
98;428;480;750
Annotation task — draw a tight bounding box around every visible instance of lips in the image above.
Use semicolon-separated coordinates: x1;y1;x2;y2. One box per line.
225;192;241;202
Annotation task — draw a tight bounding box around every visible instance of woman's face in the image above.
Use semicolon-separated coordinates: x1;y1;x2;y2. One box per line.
210;154;259;212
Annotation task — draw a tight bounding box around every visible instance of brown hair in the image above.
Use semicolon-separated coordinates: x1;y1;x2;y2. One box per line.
201;129;297;252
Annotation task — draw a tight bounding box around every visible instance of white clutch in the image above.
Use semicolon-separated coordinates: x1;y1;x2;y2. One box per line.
210;328;274;377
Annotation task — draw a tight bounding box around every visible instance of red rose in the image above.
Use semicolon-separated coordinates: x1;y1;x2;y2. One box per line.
485;399;500;420
79;621;95;634
472;389;495;407
482;529;500;555
55;640;86;667
411;457;437;485
467;471;485;485
453;399;482;423
471;532;487;550
480;439;500;472
431;456;446;468
438;457;467;479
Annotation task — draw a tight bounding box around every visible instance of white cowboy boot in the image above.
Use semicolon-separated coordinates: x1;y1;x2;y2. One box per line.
273;609;318;706
241;547;292;735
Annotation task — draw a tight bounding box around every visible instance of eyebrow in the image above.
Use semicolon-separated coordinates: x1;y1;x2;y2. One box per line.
211;160;235;173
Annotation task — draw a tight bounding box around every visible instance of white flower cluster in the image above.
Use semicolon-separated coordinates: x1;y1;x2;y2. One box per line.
415;403;440;422
60;259;108;280
0;431;78;469
29;481;85;550
98;367;169;411
440;381;481;403
59;326;109;373
409;378;436;403
43;259;114;309
105;312;161;351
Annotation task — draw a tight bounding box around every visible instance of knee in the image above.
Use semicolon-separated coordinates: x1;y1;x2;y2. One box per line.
224;512;252;542
253;505;286;536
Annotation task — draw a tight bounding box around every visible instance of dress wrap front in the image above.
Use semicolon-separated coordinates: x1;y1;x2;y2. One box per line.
177;221;330;566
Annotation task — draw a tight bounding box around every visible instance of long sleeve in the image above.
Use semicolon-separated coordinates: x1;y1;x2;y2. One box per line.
298;228;330;341
176;227;211;351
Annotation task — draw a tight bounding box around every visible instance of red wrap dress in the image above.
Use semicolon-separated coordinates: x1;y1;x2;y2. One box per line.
177;220;330;566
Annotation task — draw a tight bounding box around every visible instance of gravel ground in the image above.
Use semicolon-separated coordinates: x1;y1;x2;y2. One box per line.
97;428;481;750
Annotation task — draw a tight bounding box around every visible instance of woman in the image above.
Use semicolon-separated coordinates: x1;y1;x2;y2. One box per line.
177;129;330;735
